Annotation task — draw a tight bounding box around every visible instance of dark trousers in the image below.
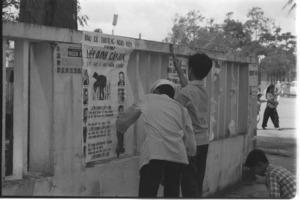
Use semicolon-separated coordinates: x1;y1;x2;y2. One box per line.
139;159;184;197
181;144;209;198
262;107;279;128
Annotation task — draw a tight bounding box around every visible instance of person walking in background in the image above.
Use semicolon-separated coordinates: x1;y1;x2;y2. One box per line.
262;84;281;130
116;79;196;198
170;45;213;198
244;149;296;198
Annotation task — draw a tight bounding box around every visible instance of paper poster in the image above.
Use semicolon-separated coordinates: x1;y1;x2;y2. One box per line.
168;56;188;93
249;64;258;87
82;32;135;164
56;43;83;74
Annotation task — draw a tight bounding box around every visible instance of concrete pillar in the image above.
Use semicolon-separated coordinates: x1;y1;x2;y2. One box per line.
2;38;7;182
29;42;54;174
13;39;29;178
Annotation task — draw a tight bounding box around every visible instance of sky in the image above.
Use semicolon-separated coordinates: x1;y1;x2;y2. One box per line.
78;0;297;42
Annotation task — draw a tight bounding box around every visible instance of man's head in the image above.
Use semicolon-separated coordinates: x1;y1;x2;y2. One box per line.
244;149;269;176
118;105;124;115
119;71;124;81
149;79;175;99
188;53;212;81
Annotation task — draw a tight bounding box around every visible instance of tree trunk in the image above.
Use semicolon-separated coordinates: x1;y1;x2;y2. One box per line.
19;0;77;29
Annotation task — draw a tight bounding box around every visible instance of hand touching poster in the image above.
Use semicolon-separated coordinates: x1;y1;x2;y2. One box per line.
82;32;135;164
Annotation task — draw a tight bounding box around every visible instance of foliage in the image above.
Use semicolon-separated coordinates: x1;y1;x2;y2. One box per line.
77;0;89;27
260;46;296;79
2;0;89;27
163;10;251;52
244;7;276;42
164;7;296;81
283;0;296;14
2;0;19;21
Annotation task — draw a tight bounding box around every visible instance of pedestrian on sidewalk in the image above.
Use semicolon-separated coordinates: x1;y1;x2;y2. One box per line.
115;79;196;198
170;45;213;198
257;92;267;124
262;84;281;130
244;149;296;199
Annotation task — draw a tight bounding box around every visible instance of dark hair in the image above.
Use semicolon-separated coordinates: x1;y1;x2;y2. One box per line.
155;84;175;99
266;84;275;98
188;53;213;80
119;71;124;75
244;149;269;168
266;84;275;93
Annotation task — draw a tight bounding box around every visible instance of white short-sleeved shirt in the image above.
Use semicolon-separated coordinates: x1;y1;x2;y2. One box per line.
116;94;196;169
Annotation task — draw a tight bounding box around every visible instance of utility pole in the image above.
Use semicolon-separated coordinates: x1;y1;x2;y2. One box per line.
112;14;118;35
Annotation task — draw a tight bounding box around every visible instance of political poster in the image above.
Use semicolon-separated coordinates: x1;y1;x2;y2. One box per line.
82;31;134;164
55;43;83;75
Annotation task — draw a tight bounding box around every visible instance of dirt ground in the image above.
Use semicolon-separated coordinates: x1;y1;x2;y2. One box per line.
221;97;297;198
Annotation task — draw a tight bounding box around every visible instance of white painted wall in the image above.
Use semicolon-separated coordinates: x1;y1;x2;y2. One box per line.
2;22;257;197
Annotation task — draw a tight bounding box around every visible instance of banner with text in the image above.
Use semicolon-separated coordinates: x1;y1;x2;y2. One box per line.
82;32;135;164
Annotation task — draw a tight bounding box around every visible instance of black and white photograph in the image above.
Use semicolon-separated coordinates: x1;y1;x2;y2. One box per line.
118;71;125;86
2;0;297;198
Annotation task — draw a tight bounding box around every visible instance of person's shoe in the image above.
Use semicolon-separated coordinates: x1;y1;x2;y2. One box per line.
277;127;281;130
262;127;266;130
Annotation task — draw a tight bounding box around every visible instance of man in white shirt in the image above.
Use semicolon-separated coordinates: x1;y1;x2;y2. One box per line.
116;79;196;197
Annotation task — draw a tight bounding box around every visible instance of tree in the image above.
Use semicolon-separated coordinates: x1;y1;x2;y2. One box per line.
19;0;78;29
2;0;88;29
260;46;296;81
222;12;252;49
77;1;89;27
164;10;206;45
2;0;20;21
164;11;251;52
283;0;296;14
164;7;296;81
244;7;276;42
278;32;296;52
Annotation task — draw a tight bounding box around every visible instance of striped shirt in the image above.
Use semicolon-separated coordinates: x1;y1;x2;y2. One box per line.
265;164;296;198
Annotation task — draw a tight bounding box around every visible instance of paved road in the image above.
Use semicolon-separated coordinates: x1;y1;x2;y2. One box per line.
222;97;298;198
257;96;297;132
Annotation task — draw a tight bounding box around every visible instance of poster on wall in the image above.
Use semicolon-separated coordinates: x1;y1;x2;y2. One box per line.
167;56;189;93
55;43;83;75
82;31;135;164
249;64;258;98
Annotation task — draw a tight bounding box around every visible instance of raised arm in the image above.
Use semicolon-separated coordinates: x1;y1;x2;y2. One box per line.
169;44;188;87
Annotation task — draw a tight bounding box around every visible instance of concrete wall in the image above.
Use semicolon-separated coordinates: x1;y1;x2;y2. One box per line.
2;22;257;197
204;134;252;196
2;157;140;196
29;42;54;174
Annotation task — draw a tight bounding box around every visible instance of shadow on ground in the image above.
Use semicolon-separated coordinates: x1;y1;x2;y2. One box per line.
256;135;297;158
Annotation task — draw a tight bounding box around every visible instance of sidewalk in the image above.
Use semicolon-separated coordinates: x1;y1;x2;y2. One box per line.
221;97;297;198
221;128;297;198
